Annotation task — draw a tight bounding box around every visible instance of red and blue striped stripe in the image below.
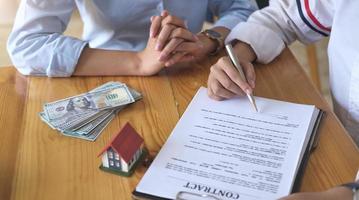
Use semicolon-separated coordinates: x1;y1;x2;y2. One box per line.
296;0;331;36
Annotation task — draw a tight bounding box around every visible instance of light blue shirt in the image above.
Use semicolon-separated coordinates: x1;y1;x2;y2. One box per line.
7;0;257;77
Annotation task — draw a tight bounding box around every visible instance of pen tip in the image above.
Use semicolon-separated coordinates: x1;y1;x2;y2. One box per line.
253;104;259;113
247;93;259;113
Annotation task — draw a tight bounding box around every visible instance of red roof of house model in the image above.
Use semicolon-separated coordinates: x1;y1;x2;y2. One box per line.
98;122;144;163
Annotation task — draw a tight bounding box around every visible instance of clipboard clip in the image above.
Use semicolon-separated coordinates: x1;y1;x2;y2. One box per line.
176;191;221;200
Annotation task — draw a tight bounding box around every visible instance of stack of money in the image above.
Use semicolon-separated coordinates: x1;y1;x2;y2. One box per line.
39;82;142;141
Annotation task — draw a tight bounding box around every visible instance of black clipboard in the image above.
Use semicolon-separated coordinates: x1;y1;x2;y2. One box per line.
133;110;325;200
291;109;324;192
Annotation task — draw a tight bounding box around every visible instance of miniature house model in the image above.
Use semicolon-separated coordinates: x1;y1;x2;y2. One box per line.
98;123;144;176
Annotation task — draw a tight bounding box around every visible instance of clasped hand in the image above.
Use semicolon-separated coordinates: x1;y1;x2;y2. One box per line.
137;11;206;75
140;11;257;102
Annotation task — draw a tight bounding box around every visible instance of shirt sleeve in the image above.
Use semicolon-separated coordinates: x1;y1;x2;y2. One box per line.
208;0;258;30
7;0;87;77
225;0;334;64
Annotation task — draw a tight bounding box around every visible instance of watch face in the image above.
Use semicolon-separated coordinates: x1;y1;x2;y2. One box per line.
206;29;221;39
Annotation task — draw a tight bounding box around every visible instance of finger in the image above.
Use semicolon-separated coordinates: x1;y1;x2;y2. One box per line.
208;87;224;101
178;54;195;63
161;15;187;29
220;57;253;94
210;65;245;96
175;42;204;54
242;62;256;89
161;10;169;17
156;24;176;51
210;77;236;99
207;76;224;101
150;16;162;38
170;27;198;42
159;38;184;61
165;53;195;66
164;52;186;67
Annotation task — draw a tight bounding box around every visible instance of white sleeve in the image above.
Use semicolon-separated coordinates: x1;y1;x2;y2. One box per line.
226;0;334;64
7;0;87;77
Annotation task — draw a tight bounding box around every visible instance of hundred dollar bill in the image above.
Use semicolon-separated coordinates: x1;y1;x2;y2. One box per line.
93;82;142;100
39;112;56;129
39;82;142;141
39;84;141;131
39;110;103;131
63;110;110;131
61;110;117;141
39;83;131;129
44;85;134;120
129;88;142;101
92;82;121;91
63;109;115;135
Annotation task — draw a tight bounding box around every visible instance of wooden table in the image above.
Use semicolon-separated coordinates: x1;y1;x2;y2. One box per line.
0;49;358;200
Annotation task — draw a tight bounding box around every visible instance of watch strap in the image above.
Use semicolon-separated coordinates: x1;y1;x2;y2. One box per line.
201;29;224;55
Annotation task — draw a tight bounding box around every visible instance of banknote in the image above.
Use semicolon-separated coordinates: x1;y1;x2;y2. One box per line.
63;109;115;135
44;84;134;120
93;82;142;100
61;111;116;141
40;110;103;131
39;82;142;141
40;82;141;131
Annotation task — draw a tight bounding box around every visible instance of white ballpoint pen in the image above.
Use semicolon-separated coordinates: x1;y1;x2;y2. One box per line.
225;44;258;112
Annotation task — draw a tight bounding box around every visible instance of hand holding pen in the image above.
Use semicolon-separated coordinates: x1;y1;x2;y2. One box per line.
207;41;257;107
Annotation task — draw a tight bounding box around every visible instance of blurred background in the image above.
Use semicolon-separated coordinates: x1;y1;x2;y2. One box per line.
0;1;331;105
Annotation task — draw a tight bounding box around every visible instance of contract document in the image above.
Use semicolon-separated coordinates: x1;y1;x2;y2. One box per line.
134;87;323;200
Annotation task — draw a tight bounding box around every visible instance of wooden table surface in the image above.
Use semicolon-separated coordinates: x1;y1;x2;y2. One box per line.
0;49;358;200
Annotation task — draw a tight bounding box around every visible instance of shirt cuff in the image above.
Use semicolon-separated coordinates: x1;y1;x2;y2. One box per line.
214;16;245;30
47;37;88;77
225;22;285;64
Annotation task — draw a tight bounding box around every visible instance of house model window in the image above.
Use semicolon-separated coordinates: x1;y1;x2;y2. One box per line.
98;122;146;177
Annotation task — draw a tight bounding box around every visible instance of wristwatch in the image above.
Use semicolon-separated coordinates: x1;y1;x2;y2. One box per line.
342;182;359;200
200;29;224;55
